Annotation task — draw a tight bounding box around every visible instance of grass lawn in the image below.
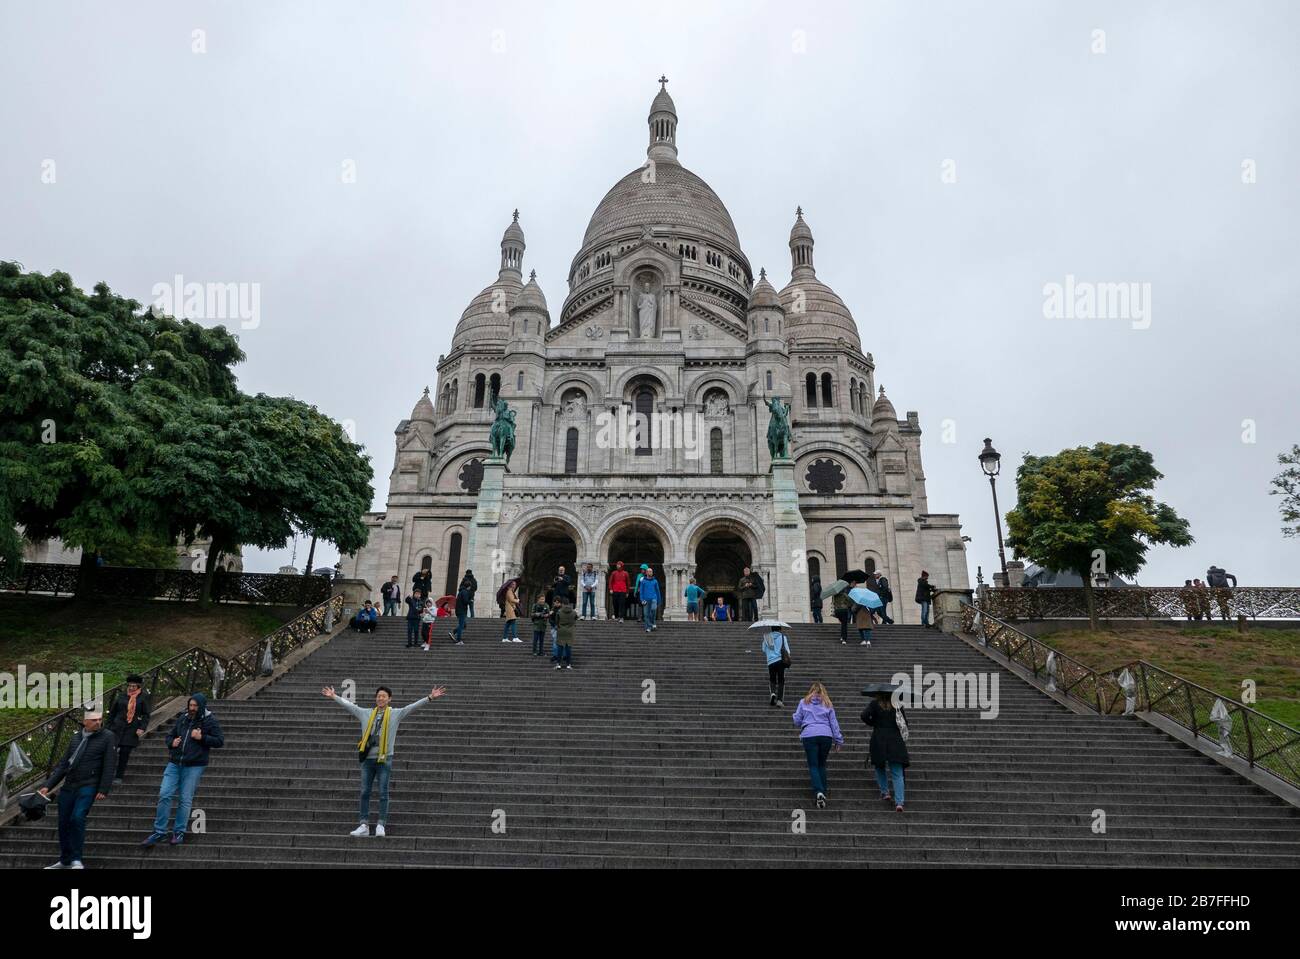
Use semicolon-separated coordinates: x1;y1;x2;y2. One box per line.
0;595;300;740
1035;624;1300;729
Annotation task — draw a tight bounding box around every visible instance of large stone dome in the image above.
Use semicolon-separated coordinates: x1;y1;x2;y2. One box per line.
581;160;742;253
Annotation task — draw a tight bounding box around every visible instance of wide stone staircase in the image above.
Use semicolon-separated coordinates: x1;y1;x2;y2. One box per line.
2;617;1298;868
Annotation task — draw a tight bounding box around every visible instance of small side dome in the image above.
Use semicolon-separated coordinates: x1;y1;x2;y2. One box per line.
747;268;782;311
513;270;548;312
410;387;436;424
871;386;898;424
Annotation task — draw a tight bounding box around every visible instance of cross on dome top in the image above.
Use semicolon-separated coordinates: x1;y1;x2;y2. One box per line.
658;74;669;89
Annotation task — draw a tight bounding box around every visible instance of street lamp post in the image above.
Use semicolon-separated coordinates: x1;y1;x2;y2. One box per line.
978;438;1010;585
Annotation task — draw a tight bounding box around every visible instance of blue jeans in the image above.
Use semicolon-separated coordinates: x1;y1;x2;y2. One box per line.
57;785;96;864
468;600;475;619
643;600;658;630
454;611;467;642
533;629;546;654
859;628;873;643
875;763;906;804
359;758;391;823
383;599;399;616
153;763;206;835
581;592;595;618
801;736;833;796
502;619;518;640
919;600;931;626
406;618;420;645
553;643;572;664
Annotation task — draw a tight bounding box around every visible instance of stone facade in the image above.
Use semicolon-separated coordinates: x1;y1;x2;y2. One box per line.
340;81;969;621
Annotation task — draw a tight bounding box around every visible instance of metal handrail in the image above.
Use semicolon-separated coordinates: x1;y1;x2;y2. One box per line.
960;600;1300;792
0;593;343;807
976;585;1300;621
0;561;332;607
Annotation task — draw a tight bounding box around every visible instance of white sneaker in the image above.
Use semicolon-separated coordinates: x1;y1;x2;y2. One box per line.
374;823;386;838
511;638;523;643
44;861;67;870
501;638;510;643
350;823;370;837
69;861;84;869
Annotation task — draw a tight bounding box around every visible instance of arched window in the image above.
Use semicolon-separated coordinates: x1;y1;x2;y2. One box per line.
849;378;857;414
635;387;654;456
451;379;458;410
473;374;486;409
443;533;462;595
834;535;848;578
709;428;723;475
806;372;818;408
564;428;579;474
865;557;877;576
765;370;773;391
808;557;821;588
489;373;501;406
821;372;833;408
516;370;524;391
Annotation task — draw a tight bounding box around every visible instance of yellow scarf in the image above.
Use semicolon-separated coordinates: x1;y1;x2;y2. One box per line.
358;706;393;764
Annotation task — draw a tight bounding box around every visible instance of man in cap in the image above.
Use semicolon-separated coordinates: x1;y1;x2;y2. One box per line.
39;708;116;869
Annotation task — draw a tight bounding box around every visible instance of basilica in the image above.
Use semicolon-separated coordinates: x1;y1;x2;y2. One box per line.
340;81;970;622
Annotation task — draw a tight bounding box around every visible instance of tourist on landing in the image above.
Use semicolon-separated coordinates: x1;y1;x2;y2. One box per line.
579;563;599;620
639;568;662;633
380;576;401;616
460;569;478;618
552;566;573;606
351;600;379;633
105;674;150;783
448;582;471;646
531;595;551;657
737;567;758;622
553;599;579;669
322;683;446;838
710;596;732;622
404;589;425;648
500;579;521;642
761;627;791;707
751;568;766;611
684;577;706;621
915;570;935;628
609;561;630;622
861;684;910;813
141;693;224;847
632;565;649;623
792;682;843;809
831;590;851;644
871;571;895;625
809;575;823;624
40;709;115;869
412;568;432;605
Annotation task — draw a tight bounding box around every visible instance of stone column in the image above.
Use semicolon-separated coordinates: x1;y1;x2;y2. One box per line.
769;458;811;623
466;457;507;595
934;588;975;635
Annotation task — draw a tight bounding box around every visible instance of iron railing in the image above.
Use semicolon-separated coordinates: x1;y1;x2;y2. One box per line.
978;585;1300;621
0;562;331;607
0;593;343;807
960;602;1300;792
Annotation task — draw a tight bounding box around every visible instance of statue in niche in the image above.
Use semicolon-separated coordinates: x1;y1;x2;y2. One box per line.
704;390;730;417
562;389;587;417
636;277;657;338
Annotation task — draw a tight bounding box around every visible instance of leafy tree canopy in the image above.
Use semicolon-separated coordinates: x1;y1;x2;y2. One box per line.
1270;445;1300;539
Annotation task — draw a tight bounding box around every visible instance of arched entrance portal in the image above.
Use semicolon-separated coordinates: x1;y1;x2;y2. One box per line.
694;529;753;618
606;521;665;620
521;529;577;612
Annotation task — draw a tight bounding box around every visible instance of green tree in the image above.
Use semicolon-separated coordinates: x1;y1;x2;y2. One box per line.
1270;445;1300;538
0;262;242;594
1004;443;1193;629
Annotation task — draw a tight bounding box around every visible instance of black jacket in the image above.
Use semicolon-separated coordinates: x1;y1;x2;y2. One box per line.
455;586;471;615
459;572;477;596
862;699;909;768
106;690;151;744
166;693;225;767
45;728;117;795
915;578;934;603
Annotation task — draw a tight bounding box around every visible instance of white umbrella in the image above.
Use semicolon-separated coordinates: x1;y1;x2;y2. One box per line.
748;619;790;630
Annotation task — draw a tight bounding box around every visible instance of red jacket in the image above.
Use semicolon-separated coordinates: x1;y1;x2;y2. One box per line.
609;569;630;593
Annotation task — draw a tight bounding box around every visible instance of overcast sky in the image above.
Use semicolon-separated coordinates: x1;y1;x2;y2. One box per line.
3;0;1297;584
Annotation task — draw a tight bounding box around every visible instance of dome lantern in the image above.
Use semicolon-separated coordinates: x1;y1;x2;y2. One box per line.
647;75;678;162
789;206;815;278
500;209;526;277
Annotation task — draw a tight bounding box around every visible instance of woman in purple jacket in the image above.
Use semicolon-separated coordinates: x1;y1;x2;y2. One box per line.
792;681;844;808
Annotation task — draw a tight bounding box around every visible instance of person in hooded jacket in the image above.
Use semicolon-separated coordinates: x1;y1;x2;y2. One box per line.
862;690;911;812
809;575;823;624
141;693;224;847
791;682;843;808
460;569;478;618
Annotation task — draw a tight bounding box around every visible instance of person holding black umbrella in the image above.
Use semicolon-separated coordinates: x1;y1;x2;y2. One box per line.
39;710;116;869
862;683;910;812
